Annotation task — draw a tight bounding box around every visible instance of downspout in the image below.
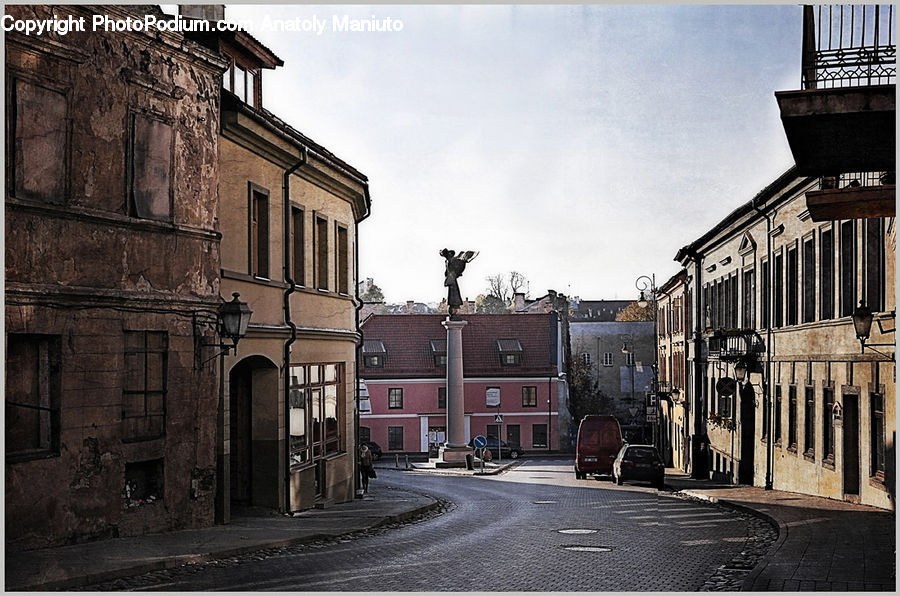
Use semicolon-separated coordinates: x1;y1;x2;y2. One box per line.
752;197;775;491
283;146;308;513
688;249;706;479
353;183;371;497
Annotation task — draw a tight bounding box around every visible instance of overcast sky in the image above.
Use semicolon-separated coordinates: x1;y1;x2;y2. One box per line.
201;4;801;304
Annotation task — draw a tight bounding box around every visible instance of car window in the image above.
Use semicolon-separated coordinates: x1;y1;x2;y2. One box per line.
626;447;659;461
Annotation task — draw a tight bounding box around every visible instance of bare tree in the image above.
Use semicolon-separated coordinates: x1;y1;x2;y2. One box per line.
508;271;527;296
484;271;530;304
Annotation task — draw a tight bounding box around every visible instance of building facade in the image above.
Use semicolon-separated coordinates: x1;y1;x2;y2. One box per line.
656;271;691;471
360;314;568;454
186;14;372;514
5;5;227;550
677;168;895;509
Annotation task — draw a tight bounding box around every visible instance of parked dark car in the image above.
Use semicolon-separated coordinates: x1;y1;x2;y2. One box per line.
612;444;665;489
363;441;383;460
467;438;526;459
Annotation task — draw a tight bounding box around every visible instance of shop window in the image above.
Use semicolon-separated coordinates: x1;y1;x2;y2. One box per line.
123;459;164;509
388;426;403;451
130;113;173;221
5;334;61;461
871;392;885;478
289;363;344;467
12;78;68;204
532;424;548;448
822;386;835;463
123;331;167;442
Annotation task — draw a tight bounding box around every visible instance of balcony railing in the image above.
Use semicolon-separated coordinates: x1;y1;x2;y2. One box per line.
821;171;894;190
802;4;895;89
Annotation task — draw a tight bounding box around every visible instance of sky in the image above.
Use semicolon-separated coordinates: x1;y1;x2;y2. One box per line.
182;4;802;304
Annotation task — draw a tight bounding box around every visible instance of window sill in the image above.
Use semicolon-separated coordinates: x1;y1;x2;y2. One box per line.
869;475;887;492
787;445;798;455
822;458;836;471
803;451;815;463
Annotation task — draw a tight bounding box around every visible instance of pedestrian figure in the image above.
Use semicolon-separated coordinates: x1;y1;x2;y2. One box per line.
359;443;375;493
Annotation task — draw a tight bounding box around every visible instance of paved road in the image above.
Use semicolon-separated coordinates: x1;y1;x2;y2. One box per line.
87;458;760;591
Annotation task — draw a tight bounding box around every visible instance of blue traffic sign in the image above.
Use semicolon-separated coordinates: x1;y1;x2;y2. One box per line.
473;435;487;449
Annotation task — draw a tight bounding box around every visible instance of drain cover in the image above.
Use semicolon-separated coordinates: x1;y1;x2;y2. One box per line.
533;500;557;504
558;529;598;535
563;545;611;552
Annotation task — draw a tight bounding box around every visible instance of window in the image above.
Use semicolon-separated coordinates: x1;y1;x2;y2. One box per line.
507;424;520;447
359;426;371;443
742;269;755;329
864;219;884;312
291;207;305;285
522;386;537;407
871;391;885;478
388;426;404;451
625;352;635;366
773;253;784;328
822;387;835;462
602;352;613;367
581;352;591;365
123;331;167;442
123;459;164;508
788;385;797;449
5;334;61;460
761;391;770;438
388;388;403;409
760;259;770;328
438;386;446;409
430;340;446;367
11;78;67;203
336;223;349;295
532;424;548;448
316;215;329;291
289;363;344;465
497;339;523;366
839;220;856;317
786;245;798;326
803;385;815;456
224;61;259;108
774;385;782;444
362;339;385;368
728;274;738;329
486;424;500;440
802;237;815;323
820;227;835;320
250;188;269;278
130;113;173;221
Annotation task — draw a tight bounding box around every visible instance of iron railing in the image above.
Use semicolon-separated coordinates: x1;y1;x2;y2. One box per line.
802;4;895;89
820;171;894;190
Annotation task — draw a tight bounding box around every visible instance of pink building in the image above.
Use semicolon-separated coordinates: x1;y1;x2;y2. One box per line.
359;314;569;455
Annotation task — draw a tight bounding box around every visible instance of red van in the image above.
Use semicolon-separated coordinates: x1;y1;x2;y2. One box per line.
574;415;624;479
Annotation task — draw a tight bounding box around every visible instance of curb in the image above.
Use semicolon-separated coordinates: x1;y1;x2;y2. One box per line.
677;490;788;592
11;496;441;592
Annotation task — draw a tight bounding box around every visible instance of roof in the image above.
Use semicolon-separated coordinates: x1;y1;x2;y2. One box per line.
569;300;632;322
360;314;559;378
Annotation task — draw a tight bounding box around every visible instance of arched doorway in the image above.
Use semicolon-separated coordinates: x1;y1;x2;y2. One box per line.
229;355;280;508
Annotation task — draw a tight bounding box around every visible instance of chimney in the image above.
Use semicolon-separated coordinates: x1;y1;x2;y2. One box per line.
513;292;526;311
406;300;414;315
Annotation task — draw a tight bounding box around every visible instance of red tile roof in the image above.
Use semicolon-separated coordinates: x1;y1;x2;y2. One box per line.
360;314;558;378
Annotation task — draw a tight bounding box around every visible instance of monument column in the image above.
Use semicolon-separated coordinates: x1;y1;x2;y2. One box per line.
440;316;473;464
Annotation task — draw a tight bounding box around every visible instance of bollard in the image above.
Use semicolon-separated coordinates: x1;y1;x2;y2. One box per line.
405;454;410;469
395;453;400;468
465;454;474;470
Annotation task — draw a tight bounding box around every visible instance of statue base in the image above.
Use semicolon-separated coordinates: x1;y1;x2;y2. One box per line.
438;445;473;467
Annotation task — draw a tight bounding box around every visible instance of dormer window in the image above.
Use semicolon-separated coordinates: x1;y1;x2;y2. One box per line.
430;339;447;367
362;340;386;368
223;60;259;108
497;339;523;366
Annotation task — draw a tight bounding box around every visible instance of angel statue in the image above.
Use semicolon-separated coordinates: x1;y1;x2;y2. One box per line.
439;248;479;317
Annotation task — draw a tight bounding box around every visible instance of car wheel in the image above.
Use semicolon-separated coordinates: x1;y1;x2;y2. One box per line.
510;450;519;459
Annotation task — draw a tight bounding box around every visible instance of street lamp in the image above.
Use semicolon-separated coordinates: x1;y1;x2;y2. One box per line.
851;301;895;359
218;292;253;352
635;274;659;449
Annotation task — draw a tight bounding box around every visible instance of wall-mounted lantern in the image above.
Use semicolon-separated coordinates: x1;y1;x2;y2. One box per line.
851;301;895;359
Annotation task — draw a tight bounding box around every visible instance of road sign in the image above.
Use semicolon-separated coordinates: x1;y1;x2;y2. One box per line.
646;412;658;423
628;407;638;417
716;377;736;397
494;414;503;423
473;435;487;449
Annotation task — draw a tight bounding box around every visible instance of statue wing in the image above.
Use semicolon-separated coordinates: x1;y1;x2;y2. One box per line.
461;250;479;262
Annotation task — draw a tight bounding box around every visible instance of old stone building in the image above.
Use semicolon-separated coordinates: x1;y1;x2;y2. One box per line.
5;5;227;549
676;167;895;509
184;8;372;514
655;270;690;471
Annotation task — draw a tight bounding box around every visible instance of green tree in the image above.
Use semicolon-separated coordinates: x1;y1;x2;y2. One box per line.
615;301;655;322
475;293;508;314
360;282;384;303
